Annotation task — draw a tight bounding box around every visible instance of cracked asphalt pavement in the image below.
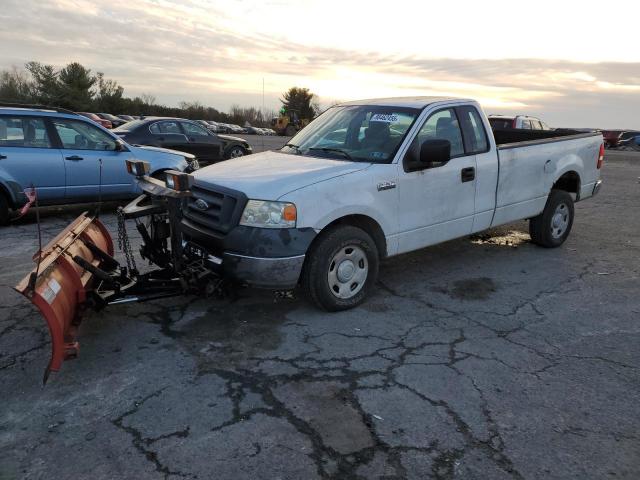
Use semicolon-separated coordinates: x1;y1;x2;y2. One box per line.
1;150;639;479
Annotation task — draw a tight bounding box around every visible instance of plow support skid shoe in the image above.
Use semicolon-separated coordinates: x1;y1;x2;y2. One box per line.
14;213;114;383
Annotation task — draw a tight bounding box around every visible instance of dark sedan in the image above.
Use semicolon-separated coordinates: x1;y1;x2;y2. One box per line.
112;117;252;165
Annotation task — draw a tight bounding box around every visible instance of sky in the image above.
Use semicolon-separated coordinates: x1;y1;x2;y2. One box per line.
1;0;639;128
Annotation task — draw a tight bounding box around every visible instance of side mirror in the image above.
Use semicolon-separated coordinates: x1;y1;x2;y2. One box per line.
114;140;126;152
420;139;450;166
404;139;451;172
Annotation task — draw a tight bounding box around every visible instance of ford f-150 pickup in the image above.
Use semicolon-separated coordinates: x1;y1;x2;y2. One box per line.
177;96;603;310
15;96;604;379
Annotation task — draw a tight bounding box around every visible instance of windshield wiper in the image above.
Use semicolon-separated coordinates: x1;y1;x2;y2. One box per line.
284;143;302;154
308;147;352;160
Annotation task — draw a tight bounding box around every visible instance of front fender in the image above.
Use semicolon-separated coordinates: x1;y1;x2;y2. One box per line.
0;174;27;207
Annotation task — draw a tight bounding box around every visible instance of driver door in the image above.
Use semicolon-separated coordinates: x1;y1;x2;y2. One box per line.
179;121;222;163
49;118;134;200
396;107;477;254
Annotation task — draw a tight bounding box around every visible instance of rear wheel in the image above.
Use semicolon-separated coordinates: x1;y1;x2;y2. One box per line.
529;189;574;248
0;193;10;226
301;225;379;311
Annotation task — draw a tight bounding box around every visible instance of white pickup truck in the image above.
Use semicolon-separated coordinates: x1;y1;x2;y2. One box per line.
178;97;603;311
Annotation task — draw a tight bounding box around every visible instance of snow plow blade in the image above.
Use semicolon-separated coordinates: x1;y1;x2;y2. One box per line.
14;213;114;384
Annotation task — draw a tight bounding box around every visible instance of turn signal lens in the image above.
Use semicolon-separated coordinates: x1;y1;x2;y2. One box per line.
283;204;297;222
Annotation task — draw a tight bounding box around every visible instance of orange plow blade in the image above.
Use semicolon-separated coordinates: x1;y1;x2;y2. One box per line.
14;213;114;383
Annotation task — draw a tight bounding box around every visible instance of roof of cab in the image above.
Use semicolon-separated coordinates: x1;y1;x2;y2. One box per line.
337;96;473;109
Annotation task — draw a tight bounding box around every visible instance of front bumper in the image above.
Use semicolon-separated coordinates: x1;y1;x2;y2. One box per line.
222;252;305;289
180;220;317;290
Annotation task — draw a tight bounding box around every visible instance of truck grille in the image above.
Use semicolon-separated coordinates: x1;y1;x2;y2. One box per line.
182;185;246;235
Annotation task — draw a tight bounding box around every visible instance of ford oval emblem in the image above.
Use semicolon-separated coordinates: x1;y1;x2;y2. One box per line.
193;199;209;211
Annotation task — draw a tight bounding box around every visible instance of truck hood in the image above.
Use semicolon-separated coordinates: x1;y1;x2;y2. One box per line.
192;150;371;199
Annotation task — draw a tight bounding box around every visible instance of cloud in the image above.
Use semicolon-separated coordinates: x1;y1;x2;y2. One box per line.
0;0;638;128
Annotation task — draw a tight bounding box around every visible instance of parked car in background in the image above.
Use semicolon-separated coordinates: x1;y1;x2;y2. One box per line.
245;126;264;135
0;105;198;224
112;117;251;165
488;115;551;130
77;112;112;129
96;113;127;128
206;121;220;132
224;124;244;134
213;123;230;133
117;114;135;122
196;121;215;132
601;130;624;148
618;130;640;149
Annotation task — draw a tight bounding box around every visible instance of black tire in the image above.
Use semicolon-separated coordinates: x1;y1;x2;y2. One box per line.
0;193;9;226
301;225;379;311
225;146;246;159
285;125;297;137
529;189;574;248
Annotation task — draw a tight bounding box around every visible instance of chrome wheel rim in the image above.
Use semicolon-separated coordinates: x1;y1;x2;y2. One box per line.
551;203;569;239
229;148;244;158
327;245;368;299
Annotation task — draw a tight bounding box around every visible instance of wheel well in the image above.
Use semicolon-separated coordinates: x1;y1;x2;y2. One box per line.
150;169;168;180
0;184;13;208
321;214;387;258
553;171;580;199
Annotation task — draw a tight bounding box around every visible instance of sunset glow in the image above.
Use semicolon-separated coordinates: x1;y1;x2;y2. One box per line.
1;0;638;127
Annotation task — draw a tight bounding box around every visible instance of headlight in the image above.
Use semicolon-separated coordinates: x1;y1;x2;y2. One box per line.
240;200;297;228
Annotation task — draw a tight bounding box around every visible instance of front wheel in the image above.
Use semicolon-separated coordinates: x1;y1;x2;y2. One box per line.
226;146;246;159
301;225;379;311
529;189;574;248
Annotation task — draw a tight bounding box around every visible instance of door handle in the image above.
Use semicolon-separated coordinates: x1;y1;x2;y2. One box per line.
461;167;475;182
65;155;83;161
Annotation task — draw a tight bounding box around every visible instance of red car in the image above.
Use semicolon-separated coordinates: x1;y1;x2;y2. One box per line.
76;112;112;129
601;130;623;148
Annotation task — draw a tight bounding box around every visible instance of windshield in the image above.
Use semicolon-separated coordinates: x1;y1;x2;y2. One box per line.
282;105;420;163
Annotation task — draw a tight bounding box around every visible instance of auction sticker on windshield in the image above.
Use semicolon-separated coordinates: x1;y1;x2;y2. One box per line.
370;113;400;123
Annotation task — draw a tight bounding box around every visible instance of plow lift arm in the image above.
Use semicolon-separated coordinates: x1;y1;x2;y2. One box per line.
14;160;221;383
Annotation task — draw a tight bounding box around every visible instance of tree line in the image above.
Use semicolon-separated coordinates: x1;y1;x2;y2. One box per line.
0;61;320;126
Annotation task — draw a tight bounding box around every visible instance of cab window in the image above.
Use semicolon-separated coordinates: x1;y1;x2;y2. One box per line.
415;108;465;158
150;121;181;134
457;106;489;154
0;116;52;148
52;119;116;151
181;122;210;137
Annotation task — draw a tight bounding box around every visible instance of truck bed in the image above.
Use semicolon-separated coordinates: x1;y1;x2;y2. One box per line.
492;127;600;148
488;127;603;230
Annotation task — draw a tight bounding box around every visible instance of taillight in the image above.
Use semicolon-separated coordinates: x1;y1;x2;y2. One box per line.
597;143;604;169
